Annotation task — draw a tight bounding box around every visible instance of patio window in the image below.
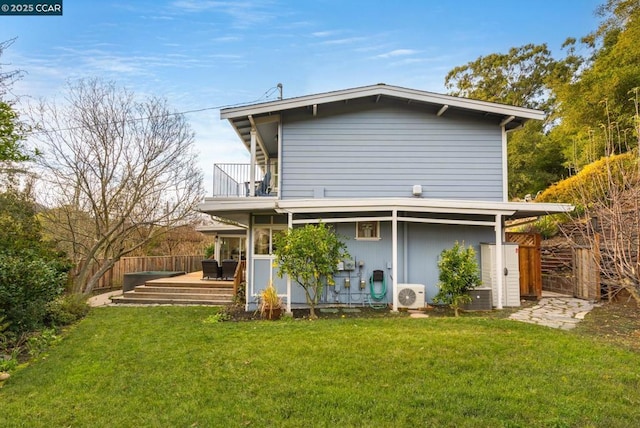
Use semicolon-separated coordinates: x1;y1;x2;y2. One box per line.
253;227;286;255
356;221;380;240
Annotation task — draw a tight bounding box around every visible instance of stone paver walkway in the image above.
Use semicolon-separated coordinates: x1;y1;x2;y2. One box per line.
509;297;600;330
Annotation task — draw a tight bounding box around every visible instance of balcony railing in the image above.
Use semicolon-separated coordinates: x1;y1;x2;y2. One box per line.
213;163;276;197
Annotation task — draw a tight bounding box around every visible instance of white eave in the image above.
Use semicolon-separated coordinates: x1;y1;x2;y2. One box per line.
221;83;545;122
274;198;572;220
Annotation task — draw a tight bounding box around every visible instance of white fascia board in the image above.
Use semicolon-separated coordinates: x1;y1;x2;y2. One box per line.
198;197;278;214
220;84;544;121
275;198;572;217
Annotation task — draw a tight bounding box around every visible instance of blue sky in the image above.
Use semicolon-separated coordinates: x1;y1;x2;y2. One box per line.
1;0;603;193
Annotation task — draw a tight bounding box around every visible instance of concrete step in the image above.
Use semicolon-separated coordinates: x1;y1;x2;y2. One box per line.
111;296;229;305
134;285;234;296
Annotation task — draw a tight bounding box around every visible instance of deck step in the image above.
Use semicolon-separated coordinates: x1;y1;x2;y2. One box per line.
147;279;234;289
121;290;231;301
111;296;229;305
133;285;233;295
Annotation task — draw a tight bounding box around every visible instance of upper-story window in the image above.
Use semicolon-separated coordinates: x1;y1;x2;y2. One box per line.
356;221;380;240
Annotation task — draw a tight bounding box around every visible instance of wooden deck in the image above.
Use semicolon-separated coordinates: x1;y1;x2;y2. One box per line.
145;271;235;288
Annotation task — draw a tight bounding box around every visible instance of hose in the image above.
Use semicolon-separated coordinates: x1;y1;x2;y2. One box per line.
369;272;387;301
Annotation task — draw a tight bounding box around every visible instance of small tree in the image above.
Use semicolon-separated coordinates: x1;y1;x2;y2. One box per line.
434;242;481;317
273;223;349;319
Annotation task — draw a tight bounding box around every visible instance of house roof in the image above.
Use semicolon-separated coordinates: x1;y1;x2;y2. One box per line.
220;84;545;161
221;83;544;122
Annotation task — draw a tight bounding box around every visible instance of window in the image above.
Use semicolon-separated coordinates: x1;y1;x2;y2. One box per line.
253;227;286;255
356;221;380;240
219;237;245;261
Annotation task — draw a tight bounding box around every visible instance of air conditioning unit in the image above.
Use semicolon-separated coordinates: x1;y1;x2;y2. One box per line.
396;284;426;309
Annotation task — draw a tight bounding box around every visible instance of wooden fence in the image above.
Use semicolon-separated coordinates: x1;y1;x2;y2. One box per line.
88;255;204;291
540;237;600;300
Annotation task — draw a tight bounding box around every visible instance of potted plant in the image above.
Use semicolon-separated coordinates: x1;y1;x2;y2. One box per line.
259;282;283;320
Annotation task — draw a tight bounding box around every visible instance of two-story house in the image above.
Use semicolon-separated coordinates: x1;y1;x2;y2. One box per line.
198;84;572;312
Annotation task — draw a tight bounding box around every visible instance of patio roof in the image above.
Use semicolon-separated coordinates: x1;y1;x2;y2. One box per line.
198;197;573;225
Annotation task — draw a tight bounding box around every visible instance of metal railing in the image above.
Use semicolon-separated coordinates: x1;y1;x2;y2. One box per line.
213;163;273;197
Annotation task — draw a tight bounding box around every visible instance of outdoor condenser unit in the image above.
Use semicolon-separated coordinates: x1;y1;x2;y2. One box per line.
396;284;426;309
462;287;493;311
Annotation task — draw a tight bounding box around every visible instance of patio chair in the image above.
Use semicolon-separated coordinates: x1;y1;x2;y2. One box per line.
201;259;221;280
221;259;238;280
255;171;271;196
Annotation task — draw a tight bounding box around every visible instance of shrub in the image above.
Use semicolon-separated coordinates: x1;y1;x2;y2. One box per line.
0;253;67;334
26;328;59;359
204;243;215;259
434;242;481;317
537;152;637;204
45;294;90;327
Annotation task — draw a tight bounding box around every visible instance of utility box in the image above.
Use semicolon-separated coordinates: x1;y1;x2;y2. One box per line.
481;243;520;307
462;287;492;311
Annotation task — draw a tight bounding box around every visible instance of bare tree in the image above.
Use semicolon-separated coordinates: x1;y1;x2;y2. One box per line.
549;90;640;304
30;79;204;294
0;38;23;99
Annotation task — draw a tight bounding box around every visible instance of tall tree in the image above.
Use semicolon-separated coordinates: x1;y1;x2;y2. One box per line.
0;39;30;179
552;0;640;167
445;44;569;198
445;44;556;110
31;79;204;294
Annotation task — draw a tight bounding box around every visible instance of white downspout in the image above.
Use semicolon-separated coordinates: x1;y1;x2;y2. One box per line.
286;212;292;314
495;214;503;309
392;209;398;312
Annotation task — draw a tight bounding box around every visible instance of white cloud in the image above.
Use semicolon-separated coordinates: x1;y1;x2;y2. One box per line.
375;49;418;59
311;30;340;38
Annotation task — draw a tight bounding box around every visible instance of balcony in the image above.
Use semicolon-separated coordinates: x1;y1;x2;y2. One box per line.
213;163;277;198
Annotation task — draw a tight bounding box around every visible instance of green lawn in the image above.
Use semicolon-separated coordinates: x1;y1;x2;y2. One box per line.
1;306;639;427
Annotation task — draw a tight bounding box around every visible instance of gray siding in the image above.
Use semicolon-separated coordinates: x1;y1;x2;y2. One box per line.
281;101;503;201
249;220;494;307
403;223;494;302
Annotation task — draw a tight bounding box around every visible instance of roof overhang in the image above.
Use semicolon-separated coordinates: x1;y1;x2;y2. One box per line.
198;196;573;224
195;221;247;236
220;83;545;159
198;197;279;225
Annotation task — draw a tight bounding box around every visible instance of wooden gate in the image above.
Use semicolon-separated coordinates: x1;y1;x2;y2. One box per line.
506;232;542;299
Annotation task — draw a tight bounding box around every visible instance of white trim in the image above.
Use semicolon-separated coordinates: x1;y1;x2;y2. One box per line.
277;120;283;198
495;214;503;310
397;216;495;227
501;125;508;202
286;212;292;314
275;197;572;218
292;216;392;225
437;104;449;117
392;209;398;312
249;129;257;197
355;221;381;240
499;115;515;127
221;84;544;121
